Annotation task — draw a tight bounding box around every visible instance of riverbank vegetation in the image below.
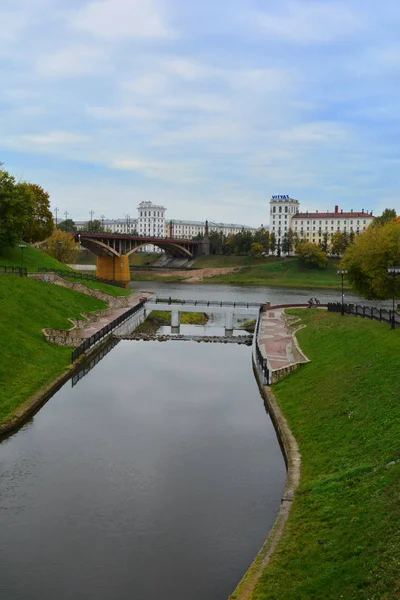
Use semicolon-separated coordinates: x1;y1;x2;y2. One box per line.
0;243;71;272
0;276;107;423
251;310;400;599
136;310;208;334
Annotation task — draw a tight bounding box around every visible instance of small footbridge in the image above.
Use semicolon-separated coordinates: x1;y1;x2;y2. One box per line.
144;297;262;331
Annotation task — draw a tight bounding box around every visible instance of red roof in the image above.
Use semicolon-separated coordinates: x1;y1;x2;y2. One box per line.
292;212;374;219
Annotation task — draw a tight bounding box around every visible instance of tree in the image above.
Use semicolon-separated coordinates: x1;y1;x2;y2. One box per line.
250;242;264;258
0;170;34;249
372;208;397;227
269;232;276;255
296;242;328;268
43;229;79;264
281;232;290;255
59;219;77;233
23;183;54;243
331;232;347;255
341;221;400;299
86;219;103;233
320;232;329;253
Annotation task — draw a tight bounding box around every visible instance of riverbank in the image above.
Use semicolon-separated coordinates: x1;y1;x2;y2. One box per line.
130;258;344;289
247;310;400;599
0;275;128;424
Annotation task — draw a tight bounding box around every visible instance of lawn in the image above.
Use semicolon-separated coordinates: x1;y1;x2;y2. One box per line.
64;276;132;297
0;276;107;423
249;310;400;600
192;255;284;268
0;244;73;272
206;258;342;288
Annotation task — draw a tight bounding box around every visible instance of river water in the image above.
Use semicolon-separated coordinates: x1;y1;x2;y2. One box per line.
0;340;285;600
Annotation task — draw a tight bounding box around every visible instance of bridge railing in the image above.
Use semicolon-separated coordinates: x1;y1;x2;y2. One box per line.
153;298;262;309
0;265;28;276
37;267;126;288
327;302;400;327
71;300;146;363
253;305;270;385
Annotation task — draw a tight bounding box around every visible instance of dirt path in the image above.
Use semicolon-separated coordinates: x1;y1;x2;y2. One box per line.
145;267;240;282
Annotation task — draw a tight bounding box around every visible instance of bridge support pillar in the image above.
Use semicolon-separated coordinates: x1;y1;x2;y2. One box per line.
171;309;180;327
225;310;234;333
96;255;130;284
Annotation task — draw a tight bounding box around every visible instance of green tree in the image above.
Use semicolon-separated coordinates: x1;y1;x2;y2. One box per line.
281;232;290;255
320;232;329;253
43;229;79;264
59;219;77;233
372;208;397;227
86;219;104;233
269;232;276;255
341;221;400;299
331;232;347;255
0;170;34;249
23;183;54;243
296;242;328;268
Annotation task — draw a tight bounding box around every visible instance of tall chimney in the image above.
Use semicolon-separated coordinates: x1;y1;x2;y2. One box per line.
335;205;339;213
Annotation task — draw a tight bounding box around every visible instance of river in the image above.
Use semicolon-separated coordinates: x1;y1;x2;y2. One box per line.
0;339;285;600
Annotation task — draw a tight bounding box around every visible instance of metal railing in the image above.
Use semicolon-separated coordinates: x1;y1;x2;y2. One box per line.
71;300;146;363
0;265;28;276
154;298;262;308
253;306;270;385
328;302;400;327
37;267;126;288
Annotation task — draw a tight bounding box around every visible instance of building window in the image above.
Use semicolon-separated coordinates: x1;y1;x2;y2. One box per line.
285;206;288;213
279;207;282;213
273;207;276;213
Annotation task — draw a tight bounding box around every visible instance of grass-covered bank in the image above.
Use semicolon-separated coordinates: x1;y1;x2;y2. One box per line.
250;310;400;600
136;310;208;334
0;244;72;272
204;258;341;288
0;276;107;423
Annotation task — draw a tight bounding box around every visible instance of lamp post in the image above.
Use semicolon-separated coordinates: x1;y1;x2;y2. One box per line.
18;243;27;276
57;240;63;262
54;207;59;228
387;266;400;329
337;269;348;315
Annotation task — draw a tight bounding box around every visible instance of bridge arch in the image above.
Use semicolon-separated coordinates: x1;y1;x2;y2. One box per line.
79;238;120;258
126;242;193;259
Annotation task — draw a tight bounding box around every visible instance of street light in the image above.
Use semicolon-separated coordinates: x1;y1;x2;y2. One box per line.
387;266;400;329
18;243;27;276
57;240;63;262
337;269;348;315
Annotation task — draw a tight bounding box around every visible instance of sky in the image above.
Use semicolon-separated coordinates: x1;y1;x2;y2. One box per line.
1;0;400;226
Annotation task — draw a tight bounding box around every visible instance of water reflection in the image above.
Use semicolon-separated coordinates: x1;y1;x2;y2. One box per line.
0;341;285;600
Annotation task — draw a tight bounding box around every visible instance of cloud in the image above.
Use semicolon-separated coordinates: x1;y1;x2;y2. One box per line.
35;44;110;77
249;1;363;44
71;0;173;40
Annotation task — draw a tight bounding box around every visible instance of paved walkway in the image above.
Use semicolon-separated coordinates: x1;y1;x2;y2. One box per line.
79;291;154;339
258;308;296;371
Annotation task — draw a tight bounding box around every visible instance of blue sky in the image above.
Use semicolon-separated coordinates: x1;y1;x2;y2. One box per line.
1;0;400;226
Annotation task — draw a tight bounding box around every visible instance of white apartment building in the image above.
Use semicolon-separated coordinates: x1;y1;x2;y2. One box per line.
292;206;374;244
269;195;300;247
166;219;257;239
137;201;166;237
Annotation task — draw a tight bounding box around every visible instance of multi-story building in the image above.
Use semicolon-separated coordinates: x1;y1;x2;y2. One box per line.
166;219;257;239
291;205;374;245
137;201;166;237
269;195;300;248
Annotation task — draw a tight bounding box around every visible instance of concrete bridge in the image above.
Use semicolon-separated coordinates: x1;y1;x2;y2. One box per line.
74;232;211;283
144;298;262;332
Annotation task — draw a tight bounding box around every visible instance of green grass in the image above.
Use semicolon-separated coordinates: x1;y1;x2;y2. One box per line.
252;310;400;600
0;276;107;423
64;276;132;297
130;272;186;283
205;258;342;288
136;309;208;334
0;245;73;272
129;252;160;266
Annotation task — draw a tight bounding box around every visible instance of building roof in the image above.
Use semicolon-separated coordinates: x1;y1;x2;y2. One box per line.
169;219;256;229
292;211;374;219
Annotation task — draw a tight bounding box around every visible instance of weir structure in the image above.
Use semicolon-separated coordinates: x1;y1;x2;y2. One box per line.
74;232;211;284
144;298;262;334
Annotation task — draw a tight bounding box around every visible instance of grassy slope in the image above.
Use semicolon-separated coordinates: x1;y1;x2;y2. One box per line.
192;255;284;268
64;276;132;297
0;245;73;272
253;310;400;600
205;258;341;288
0;276;107;422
